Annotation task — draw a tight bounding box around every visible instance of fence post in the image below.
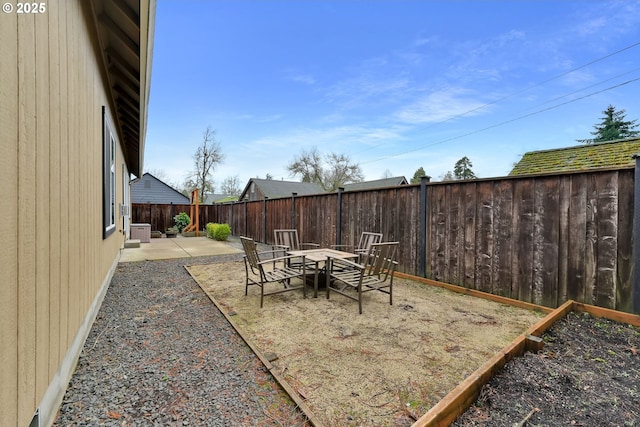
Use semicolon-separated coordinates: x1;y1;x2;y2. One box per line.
291;192;297;228
262;197;268;243
419;176;431;278
244;201;248;237
336;187;344;246
633;155;640;314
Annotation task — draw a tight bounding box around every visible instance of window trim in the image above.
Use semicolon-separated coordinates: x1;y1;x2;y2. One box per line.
102;106;116;239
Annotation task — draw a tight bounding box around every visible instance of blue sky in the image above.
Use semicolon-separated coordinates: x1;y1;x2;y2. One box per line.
144;0;640;191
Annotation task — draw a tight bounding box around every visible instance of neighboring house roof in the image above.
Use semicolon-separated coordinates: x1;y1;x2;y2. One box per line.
239;179;325;201
509;138;640;176
214;195;240;204
131;173;190;204
203;194;239;204
342;176;408;192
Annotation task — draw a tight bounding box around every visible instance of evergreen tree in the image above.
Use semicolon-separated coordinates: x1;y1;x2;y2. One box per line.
410;167;427;183
453;156;476;180
577;105;639;144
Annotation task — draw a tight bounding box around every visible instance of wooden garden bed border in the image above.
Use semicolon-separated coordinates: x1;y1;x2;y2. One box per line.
187;266;640;427
408;279;640;427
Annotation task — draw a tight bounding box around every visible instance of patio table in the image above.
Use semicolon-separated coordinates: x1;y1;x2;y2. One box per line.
286;248;358;298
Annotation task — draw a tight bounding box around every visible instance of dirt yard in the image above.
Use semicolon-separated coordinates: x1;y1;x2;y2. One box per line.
186;261;544;426
452;310;640;426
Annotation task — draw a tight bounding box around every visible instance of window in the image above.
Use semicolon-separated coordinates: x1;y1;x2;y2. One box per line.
102;107;116;238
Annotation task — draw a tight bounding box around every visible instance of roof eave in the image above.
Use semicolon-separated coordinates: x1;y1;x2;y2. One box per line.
89;0;156;178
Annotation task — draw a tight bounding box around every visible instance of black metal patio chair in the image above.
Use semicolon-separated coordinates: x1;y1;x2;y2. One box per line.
240;236;307;308
325;241;399;314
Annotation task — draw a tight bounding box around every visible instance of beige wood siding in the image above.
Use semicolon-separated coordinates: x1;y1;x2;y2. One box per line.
1;5;19;425
0;1;135;425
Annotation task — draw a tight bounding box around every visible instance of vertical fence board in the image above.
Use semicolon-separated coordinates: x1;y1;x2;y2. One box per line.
339;192;355;248
617;170;634;312
399;186;420;275
493;180;513;297
585;175;599;305
533;177;560;307
431;185;448;281
557;178;571;304
475;182;493;292
448;184;463;285
595;172;619;309
463;183;477;288
381;189;398;242
385;186;419;274
513;179;534;303
568;174;587;302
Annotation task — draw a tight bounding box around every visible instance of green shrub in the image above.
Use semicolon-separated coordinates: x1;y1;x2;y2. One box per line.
173;212;190;232
206;223;231;241
205;223;215;239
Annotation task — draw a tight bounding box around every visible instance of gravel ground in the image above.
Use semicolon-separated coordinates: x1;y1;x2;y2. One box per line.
54;250;309;426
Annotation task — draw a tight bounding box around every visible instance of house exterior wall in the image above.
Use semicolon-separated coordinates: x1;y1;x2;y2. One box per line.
0;2;135;425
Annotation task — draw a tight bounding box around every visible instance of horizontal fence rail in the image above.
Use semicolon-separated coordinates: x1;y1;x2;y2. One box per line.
132;167;637;313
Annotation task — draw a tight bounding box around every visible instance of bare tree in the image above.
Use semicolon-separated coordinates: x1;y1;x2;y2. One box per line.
440;171;454;181
322;153;364;191
287;147;364;191
381;169;393;179
220;175;242;196
145;168;184;192
184;126;224;200
145;168;168;180
287;147;323;184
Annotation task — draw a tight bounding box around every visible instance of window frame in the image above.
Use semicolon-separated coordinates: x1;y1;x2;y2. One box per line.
102;106;116;239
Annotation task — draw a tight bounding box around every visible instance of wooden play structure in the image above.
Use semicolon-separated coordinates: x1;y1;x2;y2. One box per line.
183;189;200;236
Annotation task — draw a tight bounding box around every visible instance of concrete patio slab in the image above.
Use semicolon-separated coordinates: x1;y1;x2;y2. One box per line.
119;236;242;262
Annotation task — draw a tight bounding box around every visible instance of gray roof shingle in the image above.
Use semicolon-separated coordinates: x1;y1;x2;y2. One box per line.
342;176;408;191
239;179;325;200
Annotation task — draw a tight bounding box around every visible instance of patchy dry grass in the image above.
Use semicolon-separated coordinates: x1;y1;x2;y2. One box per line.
187;261;544;426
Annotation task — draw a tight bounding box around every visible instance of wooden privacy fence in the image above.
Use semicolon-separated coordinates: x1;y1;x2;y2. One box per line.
131;203;216;233
132;166;639;314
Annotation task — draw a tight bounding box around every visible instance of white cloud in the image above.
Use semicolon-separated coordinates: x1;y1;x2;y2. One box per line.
255;114;284;123
393;88;490;124
248;124;404;152
290;73;316;85
324;76;411;109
